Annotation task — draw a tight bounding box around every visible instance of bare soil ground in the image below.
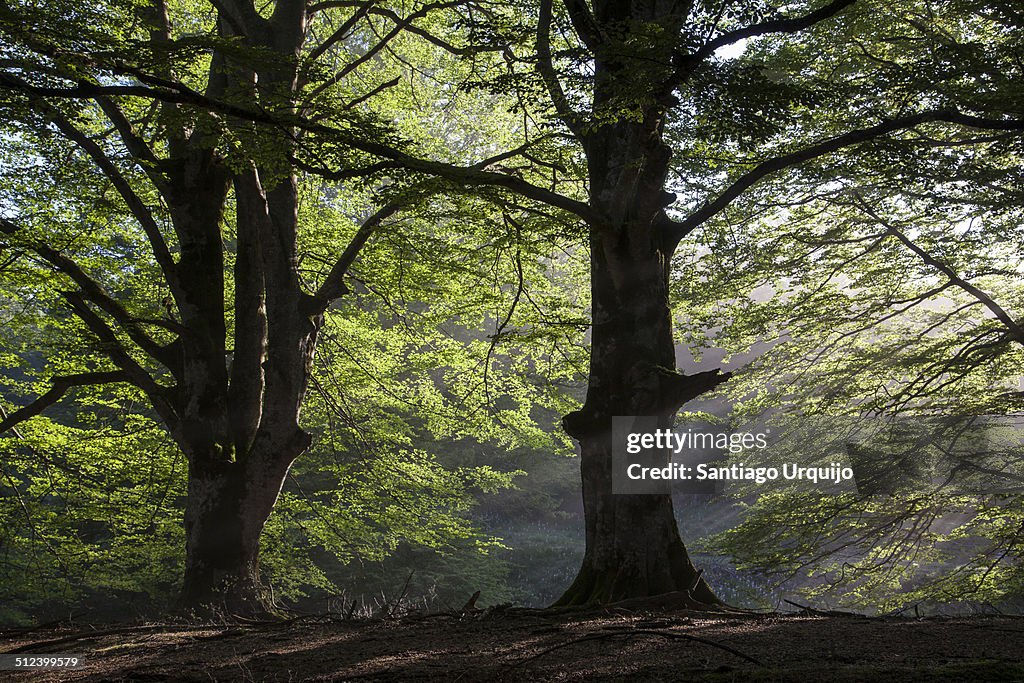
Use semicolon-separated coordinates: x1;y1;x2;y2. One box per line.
3;607;1024;682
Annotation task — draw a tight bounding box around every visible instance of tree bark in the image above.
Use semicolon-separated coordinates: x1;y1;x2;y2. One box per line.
179;442;302;614
554;0;727;603
181;459;264;611
557;219;726;606
168;2;313;614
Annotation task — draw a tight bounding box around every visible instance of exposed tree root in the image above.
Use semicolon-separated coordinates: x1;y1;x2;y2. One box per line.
511;627;764;669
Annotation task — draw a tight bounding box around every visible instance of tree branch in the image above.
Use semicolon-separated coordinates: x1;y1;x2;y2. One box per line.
291;158;399;179
308;200;405;312
309;3;482;62
0;69;597;222
338;76;401;112
0;371;128;435
306;3;370;64
560;0;602;51
852;194;1024;346
58;292;181;436
668;110;1024;245
537;0;584;138
307;0;360;14
305;3;460;101
92;96;169;189
45;110;179;292
0;218;176;369
690;0;857;64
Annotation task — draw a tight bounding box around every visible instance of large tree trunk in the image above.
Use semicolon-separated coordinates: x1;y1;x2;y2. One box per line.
171;5;311;614
170;168;314;615
555;0;727;598
181;460;267;612
180;441;304;615
557;220;725;606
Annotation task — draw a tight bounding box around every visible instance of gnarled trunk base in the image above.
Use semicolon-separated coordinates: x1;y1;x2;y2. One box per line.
555;431;718;607
179;457;289;618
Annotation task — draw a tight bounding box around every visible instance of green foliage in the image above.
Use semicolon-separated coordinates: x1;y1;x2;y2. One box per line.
670;0;1024;611
0;402;185;622
0;0;591;621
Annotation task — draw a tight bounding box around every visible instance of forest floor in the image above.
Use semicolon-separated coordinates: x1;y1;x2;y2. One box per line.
3;605;1024;682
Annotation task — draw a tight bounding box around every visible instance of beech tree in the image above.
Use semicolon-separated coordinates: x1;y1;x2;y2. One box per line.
6;0;1024;615
420;0;1024;606
0;0;578;613
652;1;1024;609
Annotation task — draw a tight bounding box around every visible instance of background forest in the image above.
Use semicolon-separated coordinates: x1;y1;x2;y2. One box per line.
1;0;1023;627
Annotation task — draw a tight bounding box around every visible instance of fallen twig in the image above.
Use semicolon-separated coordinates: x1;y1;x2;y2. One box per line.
783;599;863;618
387;571;415;619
